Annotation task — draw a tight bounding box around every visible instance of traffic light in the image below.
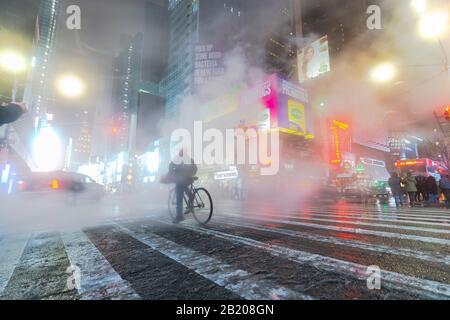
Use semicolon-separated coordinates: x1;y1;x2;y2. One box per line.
444;106;450;121
112;127;119;134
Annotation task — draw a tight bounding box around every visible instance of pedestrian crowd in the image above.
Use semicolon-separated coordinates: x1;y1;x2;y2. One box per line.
388;171;450;208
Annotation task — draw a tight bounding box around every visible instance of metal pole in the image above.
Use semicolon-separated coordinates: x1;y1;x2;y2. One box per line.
437;36;449;77
292;0;303;84
3;72;18;144
292;0;303;40
11;72;18;102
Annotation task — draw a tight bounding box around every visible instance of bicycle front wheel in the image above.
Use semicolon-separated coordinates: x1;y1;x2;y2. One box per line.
191;188;213;225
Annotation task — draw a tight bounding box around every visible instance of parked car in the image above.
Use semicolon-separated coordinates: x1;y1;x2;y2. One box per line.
342;185;373;203
371;181;390;204
19;171;105;202
342;181;390;204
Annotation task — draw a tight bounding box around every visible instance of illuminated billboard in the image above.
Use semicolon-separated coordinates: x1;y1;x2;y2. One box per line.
287;100;306;134
201;86;241;123
192;43;226;93
237;74;313;137
277;79;312;137
298;35;331;83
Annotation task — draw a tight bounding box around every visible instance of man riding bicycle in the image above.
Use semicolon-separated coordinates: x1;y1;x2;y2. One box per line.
167;149;198;224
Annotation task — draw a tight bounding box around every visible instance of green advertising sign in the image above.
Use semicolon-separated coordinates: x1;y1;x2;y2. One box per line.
356;164;365;174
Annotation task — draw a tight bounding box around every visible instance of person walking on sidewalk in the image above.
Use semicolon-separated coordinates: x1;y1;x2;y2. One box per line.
388;172;403;207
439;174;450;209
402;172;417;208
425;174;439;206
415;174;427;204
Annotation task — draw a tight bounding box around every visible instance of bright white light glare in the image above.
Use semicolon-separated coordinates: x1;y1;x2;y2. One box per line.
420;11;449;38
0;51;26;73
57;75;84;98
371;63;395;82
32;127;63;172
411;0;427;14
146;149;160;173
1;164;10;183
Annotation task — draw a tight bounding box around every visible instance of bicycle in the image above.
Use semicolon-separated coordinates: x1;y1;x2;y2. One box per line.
168;177;213;225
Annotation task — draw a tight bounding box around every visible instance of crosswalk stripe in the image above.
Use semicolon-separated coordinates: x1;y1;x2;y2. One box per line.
302;207;450;221
214;218;450;265
0;234;30;296
306;206;450;218
165;220;450;299
0;232;78;299
227;200;450;215
112;221;313;300
220;212;450;245
61;231;140;300
275;207;450;221
219;204;450;220
225;209;450;227
309;212;449;225
219;210;450;235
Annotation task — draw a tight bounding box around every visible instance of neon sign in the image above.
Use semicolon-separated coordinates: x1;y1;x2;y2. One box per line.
395;160;425;167
329;119;351;165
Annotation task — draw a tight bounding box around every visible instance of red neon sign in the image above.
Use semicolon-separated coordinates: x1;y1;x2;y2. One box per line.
395;160;426;167
329;119;351;165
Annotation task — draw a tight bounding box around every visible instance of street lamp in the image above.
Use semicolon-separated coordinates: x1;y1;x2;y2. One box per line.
0;50;27;101
0;50;26;73
418;10;449;77
411;0;428;14
370;63;396;83
56;74;85;98
419;11;449;39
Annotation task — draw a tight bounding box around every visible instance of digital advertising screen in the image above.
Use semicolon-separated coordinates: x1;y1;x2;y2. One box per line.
298;35;331;83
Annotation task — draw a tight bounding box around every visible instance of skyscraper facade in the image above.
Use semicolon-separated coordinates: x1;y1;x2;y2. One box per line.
163;0;200;119
163;0;297;119
111;34;142;155
23;0;61;124
300;0;391;64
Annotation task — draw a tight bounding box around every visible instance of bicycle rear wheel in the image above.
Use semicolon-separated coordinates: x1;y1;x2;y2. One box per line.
191;188;213;225
168;188;177;219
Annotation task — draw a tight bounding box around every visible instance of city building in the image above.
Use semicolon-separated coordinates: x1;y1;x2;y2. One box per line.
110;34;140;156
0;0;59;180
300;0;390;56
389;135;421;162
163;0;199;119
144;0;319;192
108;1;169;187
298;0;393;182
164;0;299;119
23;0;60;123
71;111;92;168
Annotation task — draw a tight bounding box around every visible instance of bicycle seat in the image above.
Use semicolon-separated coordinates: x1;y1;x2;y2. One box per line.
193;177;199;181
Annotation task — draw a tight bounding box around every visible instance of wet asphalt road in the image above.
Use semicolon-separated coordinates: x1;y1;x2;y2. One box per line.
0;199;449;300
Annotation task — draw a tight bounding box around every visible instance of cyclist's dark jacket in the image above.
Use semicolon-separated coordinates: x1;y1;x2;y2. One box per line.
0;103;23;126
169;159;197;185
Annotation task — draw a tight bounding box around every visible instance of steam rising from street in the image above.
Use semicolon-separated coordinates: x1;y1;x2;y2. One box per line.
1;0;449;233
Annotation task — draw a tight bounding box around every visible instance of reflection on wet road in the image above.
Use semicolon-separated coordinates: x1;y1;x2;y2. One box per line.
0;199;449;300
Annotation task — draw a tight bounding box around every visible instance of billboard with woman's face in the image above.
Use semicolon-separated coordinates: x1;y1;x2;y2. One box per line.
298;35;331;83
